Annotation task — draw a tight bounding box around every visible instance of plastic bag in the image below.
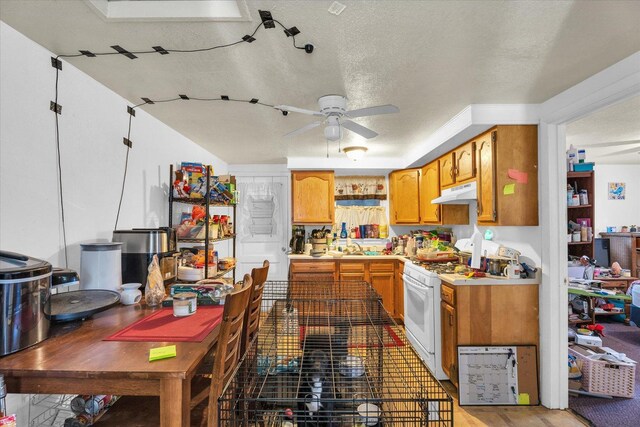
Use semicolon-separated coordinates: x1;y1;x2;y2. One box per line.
145;254;165;307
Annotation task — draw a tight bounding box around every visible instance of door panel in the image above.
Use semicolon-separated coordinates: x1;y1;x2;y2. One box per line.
455;141;476;182
235;177;289;282
420;161;441;224
390;169;420;224
370;271;395;315
441;301;457;387
477;132;497;223
440;154;455;188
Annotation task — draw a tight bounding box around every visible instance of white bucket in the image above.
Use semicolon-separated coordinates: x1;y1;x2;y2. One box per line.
80;242;122;292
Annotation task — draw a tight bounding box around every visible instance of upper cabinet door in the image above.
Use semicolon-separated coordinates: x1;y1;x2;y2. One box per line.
439;154;456;189
420;161;441;224
291;171;335;224
390;169;420;224
454;141;476;183
476;131;497;223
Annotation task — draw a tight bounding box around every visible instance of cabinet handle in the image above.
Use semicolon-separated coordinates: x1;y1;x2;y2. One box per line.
435;208;439;220
449;313;454;326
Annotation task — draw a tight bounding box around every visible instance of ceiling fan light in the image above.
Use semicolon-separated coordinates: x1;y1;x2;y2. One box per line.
344;146;368;161
324;124;341;141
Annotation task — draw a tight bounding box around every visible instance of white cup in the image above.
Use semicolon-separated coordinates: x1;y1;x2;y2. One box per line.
121;283;142;305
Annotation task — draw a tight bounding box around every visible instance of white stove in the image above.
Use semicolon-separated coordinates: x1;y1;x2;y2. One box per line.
403;261;448;380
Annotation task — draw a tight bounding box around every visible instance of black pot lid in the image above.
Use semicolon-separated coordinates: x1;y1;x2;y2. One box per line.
45;290;121;322
0;250;52;282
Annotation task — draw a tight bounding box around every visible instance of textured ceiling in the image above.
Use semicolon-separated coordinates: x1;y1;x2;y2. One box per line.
566;95;640;165
1;1;640;164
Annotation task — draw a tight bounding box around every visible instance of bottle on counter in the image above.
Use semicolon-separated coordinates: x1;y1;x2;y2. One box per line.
340;222;348;239
567;144;578;171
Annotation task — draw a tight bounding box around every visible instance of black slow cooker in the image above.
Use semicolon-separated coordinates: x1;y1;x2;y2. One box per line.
0;250;52;356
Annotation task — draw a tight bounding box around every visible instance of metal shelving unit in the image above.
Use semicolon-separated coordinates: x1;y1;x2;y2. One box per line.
169;164;237;282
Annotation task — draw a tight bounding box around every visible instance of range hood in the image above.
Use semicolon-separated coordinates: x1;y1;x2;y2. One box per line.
432;181;477;204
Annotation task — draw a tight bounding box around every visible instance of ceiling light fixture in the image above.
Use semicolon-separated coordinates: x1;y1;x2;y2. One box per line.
344;146;368;161
324;124;341;141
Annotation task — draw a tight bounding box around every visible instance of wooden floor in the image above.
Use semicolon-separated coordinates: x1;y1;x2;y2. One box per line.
442;381;588;427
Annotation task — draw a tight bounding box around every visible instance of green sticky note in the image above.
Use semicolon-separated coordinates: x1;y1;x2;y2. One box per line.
518;393;530;405
149;345;176;362
503;183;516;195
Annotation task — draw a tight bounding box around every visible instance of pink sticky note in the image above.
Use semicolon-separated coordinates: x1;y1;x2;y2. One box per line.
508;169;528;184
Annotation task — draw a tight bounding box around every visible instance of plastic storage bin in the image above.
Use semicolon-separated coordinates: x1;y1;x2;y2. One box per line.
569;347;635;398
573;162;595;172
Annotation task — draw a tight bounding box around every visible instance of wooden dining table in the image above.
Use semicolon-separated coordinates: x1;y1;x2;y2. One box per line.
0;304;220;426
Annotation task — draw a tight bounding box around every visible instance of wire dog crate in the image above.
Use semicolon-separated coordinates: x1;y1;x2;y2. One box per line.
219;280;453;426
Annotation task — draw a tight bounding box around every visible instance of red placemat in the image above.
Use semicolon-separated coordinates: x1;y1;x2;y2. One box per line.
104;306;224;342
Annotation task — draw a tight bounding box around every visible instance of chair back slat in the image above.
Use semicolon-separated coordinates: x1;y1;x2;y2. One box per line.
241;260;270;355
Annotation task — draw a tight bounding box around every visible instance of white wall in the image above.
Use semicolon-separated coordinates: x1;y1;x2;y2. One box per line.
0;21;227;272
594;164;640;233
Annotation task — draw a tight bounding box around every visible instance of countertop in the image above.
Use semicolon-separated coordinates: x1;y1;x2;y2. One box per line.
288;254;409;261
438;272;540;286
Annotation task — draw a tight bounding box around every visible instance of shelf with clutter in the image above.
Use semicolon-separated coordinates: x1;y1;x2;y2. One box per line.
168;163;237;283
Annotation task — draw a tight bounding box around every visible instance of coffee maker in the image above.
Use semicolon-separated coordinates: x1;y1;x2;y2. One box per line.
112;227;178;286
290;226;306;254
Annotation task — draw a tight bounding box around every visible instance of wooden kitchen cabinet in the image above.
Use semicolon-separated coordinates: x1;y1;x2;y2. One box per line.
439;141;475;190
441;300;458;387
420;161;441;224
290;260;336;282
369;261;395;315
291;170;335;224
394;261;405;322
453;141;476;183
476;125;538;226
389;169;420;224
440;281;539;388
420;160;469;225
290;259;400;317
439;154;455;188
338;261;368;283
476;130;496;222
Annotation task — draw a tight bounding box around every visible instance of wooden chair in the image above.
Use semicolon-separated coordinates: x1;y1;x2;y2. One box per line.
195;274;252;426
93;275;253;427
240;260;270;356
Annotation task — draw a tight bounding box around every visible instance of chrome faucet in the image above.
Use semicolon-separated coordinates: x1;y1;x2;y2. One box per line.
346;241;364;255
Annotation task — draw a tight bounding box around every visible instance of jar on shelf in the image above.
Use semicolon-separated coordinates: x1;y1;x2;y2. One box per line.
579;190;589;205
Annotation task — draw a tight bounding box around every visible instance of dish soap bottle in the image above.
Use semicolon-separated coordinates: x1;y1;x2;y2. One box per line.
340;222;348;239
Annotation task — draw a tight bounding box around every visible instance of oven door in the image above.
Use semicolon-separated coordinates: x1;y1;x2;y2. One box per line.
403;274;435;357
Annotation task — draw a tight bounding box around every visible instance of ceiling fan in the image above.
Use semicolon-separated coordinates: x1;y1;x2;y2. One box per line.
274;95;399;141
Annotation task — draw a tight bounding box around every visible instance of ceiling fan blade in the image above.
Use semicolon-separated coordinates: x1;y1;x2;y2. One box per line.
600;146;640;157
284;121;323;138
342;120;378;139
584;139;640;148
274;105;324;117
345;104;399;118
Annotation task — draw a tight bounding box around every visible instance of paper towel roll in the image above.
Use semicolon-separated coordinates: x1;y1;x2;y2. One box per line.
470;225;482;270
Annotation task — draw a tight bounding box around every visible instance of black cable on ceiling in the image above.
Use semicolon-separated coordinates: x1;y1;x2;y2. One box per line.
51;12;309;242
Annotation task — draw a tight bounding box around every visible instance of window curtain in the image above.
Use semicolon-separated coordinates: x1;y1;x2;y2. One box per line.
334;206;387;231
335;176;387;200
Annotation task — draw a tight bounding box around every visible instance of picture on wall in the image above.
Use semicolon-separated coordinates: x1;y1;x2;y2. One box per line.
608;182;626;200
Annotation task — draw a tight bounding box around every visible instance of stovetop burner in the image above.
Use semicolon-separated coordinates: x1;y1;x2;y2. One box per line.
412;260;461;274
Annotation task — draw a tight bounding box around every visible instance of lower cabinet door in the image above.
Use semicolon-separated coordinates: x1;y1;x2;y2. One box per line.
370;272;395;315
441;301;458;387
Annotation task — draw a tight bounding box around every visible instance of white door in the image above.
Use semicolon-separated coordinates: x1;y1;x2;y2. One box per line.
235;177;289;282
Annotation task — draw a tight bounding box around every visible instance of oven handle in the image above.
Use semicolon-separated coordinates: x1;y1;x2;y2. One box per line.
404;275;430;291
